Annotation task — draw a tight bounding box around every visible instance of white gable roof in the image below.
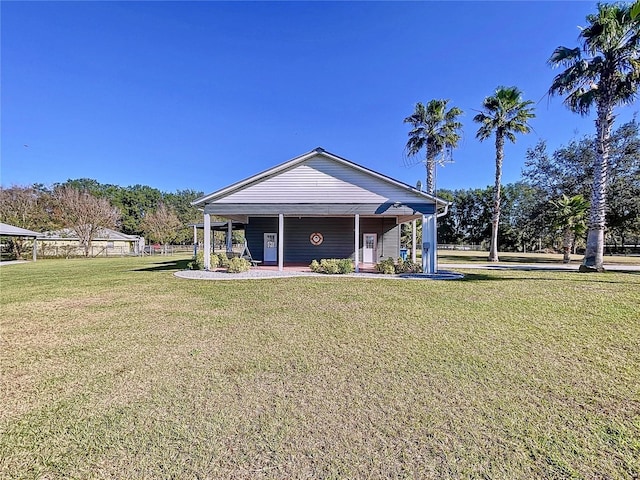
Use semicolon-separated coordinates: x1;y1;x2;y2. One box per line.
192;148;448;207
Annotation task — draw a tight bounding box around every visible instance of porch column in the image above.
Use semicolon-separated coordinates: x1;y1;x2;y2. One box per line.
411;219;417;263
278;213;284;271
193;224;198;256
204;213;211;270
32;238;37;262
226;219;233;254
421;214;437;274
354;214;360;273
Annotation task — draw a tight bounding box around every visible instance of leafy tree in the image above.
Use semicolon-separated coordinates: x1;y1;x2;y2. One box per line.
548;3;640;271
0;185;59;259
141;202;181;253
473;86;535;261
523;119;640;253
551;194;589;263
54;186;120;257
404;99;463;194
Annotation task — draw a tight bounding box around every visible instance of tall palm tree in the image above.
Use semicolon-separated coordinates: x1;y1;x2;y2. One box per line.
473;86;535;262
404;100;463;195
551;194;589;263
548;3;639;272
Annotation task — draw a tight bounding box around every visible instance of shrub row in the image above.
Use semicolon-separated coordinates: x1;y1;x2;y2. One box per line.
375;257;422;275
188;252;250;273
309;258;354;274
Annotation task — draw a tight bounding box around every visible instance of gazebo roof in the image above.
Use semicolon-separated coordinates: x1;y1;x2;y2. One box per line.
0;222;41;237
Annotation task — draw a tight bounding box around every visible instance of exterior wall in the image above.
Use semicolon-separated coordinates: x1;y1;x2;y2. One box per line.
245;217;278;263
245;216;400;265
216;155;431;205
360;217;399;263
38;239;135;256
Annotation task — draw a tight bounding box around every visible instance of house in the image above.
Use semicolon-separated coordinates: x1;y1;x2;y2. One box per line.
191;148;450;273
38;227;142;257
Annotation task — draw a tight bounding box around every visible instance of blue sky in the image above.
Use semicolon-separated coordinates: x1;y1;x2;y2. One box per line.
2;1;638;195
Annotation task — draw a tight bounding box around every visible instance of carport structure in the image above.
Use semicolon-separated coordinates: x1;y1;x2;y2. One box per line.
0;222;42;262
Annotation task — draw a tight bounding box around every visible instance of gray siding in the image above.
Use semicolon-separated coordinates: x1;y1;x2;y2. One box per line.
285;217;354;263
245;216;400;265
245;217;278;263
216;155;434;205
360;217;399;262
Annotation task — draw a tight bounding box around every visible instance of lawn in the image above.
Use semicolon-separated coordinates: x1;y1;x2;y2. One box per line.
1;256;639;479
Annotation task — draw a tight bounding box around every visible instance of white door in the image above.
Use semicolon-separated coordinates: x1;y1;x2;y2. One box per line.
363;233;377;263
264;233;277;263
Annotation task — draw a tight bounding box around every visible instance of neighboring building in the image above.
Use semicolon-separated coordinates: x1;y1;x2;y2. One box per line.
38;227;142;257
191;148;449;273
0;222;42;261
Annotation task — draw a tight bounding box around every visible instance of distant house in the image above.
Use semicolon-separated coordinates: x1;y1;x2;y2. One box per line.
191;148;449;273
38;227;142;257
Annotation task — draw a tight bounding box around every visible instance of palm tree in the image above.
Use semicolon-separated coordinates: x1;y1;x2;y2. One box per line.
404;100;463;195
473;86;535;262
548;3;639;272
551;194;589;263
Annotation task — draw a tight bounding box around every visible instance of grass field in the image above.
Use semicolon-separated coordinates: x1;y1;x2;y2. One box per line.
438;249;640;265
1;256;639;479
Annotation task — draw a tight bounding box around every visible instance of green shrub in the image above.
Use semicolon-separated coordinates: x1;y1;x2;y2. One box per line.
188;251;205;270
375;257;396;275
337;258;354;274
188;251;222;270
395;258;422;274
227;257;251;273
309;258;354;274
217;252;230;267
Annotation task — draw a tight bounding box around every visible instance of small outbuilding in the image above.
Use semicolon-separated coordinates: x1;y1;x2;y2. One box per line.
0;222;42;261
191;148;450;273
38;227;142;257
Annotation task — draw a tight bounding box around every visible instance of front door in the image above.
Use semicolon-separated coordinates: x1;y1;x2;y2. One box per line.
363;233;377;263
264;233;277;264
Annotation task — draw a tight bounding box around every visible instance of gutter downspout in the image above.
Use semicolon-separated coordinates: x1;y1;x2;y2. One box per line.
436;202;450;218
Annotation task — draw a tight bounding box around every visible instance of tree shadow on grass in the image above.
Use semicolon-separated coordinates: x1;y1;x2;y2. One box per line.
457;270;640;285
132;259;191;272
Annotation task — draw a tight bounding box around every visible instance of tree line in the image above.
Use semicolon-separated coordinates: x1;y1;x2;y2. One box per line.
404;2;639;271
402;118;639;256
0;180;204;258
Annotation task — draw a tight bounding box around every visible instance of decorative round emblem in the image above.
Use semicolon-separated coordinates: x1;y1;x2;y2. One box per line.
309;232;324;246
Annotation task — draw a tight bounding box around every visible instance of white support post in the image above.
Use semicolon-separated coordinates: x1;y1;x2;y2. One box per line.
193;224;198;256
32;239;37;262
421;214;437;274
354;214;360;273
411;219;417;263
204;213;211;270
278;214;284;272
226;219;233;254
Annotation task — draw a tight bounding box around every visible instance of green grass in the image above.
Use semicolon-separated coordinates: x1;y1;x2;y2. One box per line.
1;256;639;479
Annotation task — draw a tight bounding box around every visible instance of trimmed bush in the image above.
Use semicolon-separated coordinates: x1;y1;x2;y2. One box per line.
309;258;354;274
375;257;396;275
217;252;230;267
227;257;251;273
337;258;354;274
188;251;205;270
395;258;422;274
188;251;221;270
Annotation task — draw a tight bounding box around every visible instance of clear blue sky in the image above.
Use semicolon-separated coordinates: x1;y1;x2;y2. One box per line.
2;1;638;195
